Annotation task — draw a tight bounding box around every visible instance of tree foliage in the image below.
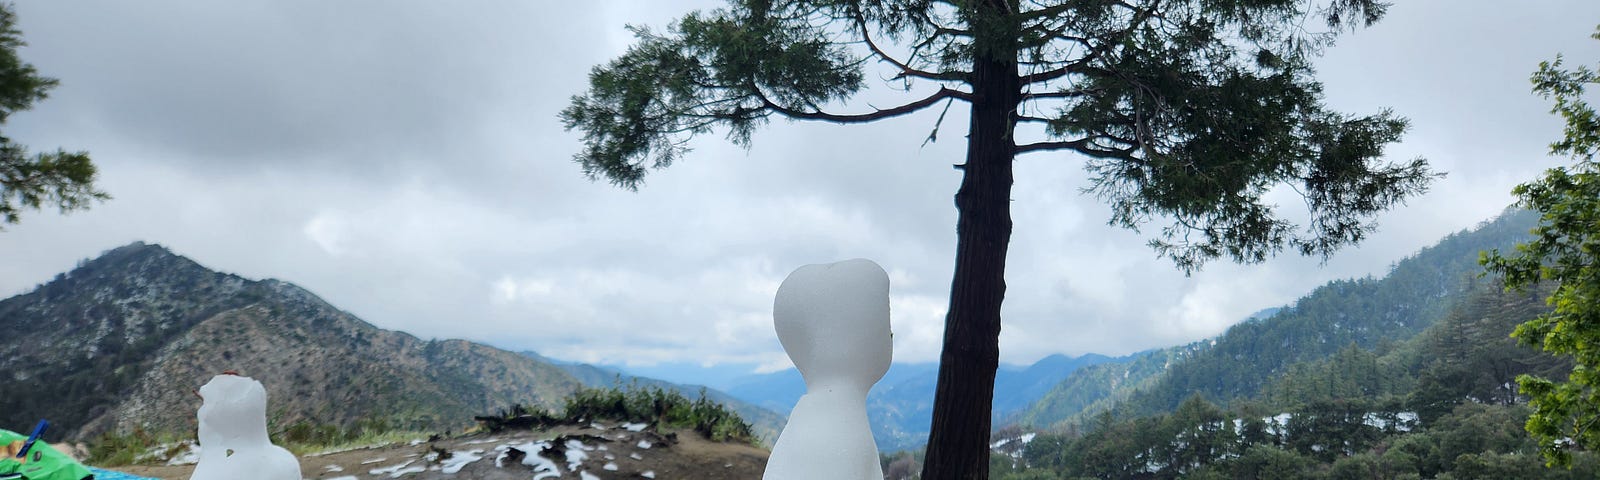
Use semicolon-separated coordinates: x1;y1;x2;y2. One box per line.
1481;25;1600;467
0;3;104;228
563;0;1433;268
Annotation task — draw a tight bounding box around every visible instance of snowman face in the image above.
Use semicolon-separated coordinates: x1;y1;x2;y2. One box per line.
773;259;892;388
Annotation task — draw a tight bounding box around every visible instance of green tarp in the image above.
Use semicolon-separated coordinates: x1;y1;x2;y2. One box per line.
0;429;92;480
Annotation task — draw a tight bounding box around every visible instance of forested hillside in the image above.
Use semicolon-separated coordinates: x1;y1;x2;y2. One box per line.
995;284;1590;479
1017;343;1209;429
1019;210;1541;429
521;351;787;443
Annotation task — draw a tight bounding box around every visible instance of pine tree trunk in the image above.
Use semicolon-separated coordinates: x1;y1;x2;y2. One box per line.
920;3;1019;476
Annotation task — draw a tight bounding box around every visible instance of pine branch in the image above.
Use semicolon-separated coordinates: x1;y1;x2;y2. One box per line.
758;87;969;123
1014;138;1139;160
850;7;968;82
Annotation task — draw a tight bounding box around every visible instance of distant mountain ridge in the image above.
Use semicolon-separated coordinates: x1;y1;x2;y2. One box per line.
0;242;778;442
1018;209;1544;429
721;353;1120;452
521;351;787;442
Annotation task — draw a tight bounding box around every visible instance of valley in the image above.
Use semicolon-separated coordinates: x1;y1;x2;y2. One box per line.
1;208;1590;479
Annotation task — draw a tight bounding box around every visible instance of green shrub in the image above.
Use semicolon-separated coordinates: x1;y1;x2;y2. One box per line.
86;428;165;466
560;384;756;444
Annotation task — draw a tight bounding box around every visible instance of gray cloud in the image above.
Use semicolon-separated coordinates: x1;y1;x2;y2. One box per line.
1;0;1597;374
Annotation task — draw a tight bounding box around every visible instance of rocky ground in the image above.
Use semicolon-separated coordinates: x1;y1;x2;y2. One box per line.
105;422;768;480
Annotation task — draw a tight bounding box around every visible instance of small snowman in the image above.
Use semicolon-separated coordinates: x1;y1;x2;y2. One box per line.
762;259;890;480
189;373;302;480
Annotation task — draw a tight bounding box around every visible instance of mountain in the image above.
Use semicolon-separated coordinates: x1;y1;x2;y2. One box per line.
0;243;778;443
1015;344;1207;429
521;351;787;443
722;353;1118;452
994;353;1117;418
1019;208;1544;429
1007;281;1586;479
1014;308;1282;428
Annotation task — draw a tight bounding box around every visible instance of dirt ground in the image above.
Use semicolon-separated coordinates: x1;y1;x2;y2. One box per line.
106;423;769;480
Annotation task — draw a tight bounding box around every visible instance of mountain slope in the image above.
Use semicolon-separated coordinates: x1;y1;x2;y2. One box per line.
722;354;1117;451
1013;282;1586;479
1016;343;1207;428
994;353;1117;417
1020;209;1543;428
522;351;787;443
1;243;584;439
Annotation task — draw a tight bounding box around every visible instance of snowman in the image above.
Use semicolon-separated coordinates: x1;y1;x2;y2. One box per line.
762;259;890;480
189;373;302;480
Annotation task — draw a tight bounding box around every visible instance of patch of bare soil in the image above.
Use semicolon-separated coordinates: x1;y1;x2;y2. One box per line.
108;423;768;480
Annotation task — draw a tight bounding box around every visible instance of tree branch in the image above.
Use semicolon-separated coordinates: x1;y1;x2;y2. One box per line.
1021;0;1162;86
1022;89;1093;101
1021;65;1080;85
1015;2;1077;22
759;87;969;123
1015;138;1140;161
912;26;972;56
851;7;968;82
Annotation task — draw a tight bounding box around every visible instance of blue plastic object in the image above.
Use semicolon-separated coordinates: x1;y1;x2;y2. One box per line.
15;421;46;459
86;467;160;480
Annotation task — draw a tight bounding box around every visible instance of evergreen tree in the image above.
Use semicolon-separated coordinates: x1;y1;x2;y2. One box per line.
1162;395;1235;476
563;1;1434;476
1481;25;1600;466
0;3;104;228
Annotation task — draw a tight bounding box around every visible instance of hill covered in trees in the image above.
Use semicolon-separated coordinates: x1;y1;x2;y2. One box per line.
983;209;1594;478
997;283;1588;479
1019;209;1542;430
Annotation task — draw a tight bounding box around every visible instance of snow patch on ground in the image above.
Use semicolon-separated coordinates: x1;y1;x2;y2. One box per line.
369;459;425;478
163;442;200;466
440;449;484;474
565;439;590;471
989;432;1037;449
500;441;562;480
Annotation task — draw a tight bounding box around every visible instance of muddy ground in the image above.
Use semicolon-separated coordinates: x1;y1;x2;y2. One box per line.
106;423;768;480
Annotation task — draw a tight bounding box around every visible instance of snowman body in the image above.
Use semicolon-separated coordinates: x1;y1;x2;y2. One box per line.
190;375;301;480
762;259;891;480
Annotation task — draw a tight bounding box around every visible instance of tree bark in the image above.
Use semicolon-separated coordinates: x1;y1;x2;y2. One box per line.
920;2;1020;478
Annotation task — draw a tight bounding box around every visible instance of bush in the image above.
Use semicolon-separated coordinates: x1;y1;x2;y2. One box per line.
560;385;756;444
86;427;173;466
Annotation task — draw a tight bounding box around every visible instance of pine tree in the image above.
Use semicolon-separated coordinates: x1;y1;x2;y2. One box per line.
1482;24;1600;467
0;4;105;228
564;1;1434;476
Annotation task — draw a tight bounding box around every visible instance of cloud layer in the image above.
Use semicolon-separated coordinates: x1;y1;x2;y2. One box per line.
2;1;1597;372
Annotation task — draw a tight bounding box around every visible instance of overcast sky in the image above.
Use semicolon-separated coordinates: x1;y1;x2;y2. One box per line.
2;1;1597;376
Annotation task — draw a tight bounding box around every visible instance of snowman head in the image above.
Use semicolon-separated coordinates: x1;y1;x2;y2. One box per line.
196;374;271;443
773;259;892;390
